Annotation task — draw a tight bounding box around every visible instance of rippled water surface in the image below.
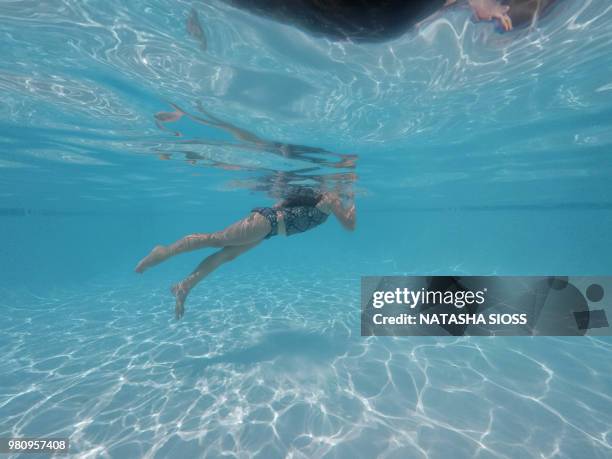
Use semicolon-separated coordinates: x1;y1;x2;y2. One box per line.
1;0;612;458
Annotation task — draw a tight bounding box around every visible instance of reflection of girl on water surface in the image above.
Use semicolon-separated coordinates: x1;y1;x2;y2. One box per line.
135;187;355;319
155;102;357;170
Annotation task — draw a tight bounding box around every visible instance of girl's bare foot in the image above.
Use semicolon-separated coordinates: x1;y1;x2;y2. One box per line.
135;245;168;273
171;282;189;319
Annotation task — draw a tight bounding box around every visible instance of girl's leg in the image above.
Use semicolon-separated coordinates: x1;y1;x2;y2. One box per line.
135;212;270;273
172;241;260;319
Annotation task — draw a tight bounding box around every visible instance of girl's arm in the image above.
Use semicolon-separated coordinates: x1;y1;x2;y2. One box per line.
317;192;356;231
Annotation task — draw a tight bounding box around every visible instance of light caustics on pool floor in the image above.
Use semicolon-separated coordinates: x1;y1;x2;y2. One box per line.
1;270;611;459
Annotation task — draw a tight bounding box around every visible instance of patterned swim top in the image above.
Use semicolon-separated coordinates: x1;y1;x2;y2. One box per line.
281;205;329;236
251;205;329;239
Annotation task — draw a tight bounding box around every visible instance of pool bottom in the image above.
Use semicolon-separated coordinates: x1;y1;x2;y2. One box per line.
1;270;611;459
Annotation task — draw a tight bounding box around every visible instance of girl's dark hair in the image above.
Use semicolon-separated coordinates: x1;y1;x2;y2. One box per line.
277;187;323;208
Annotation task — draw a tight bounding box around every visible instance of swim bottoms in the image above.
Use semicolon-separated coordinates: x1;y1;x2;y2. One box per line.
251;207;278;239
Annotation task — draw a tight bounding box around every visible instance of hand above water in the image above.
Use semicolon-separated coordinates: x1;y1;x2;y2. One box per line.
469;0;513;31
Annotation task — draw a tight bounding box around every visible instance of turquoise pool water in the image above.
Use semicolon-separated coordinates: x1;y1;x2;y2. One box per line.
1;1;612;457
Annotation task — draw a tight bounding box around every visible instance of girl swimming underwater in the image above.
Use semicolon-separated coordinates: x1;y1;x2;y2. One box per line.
135;188;356;319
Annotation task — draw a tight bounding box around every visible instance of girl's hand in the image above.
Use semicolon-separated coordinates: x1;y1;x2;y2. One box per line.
469;0;513;31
